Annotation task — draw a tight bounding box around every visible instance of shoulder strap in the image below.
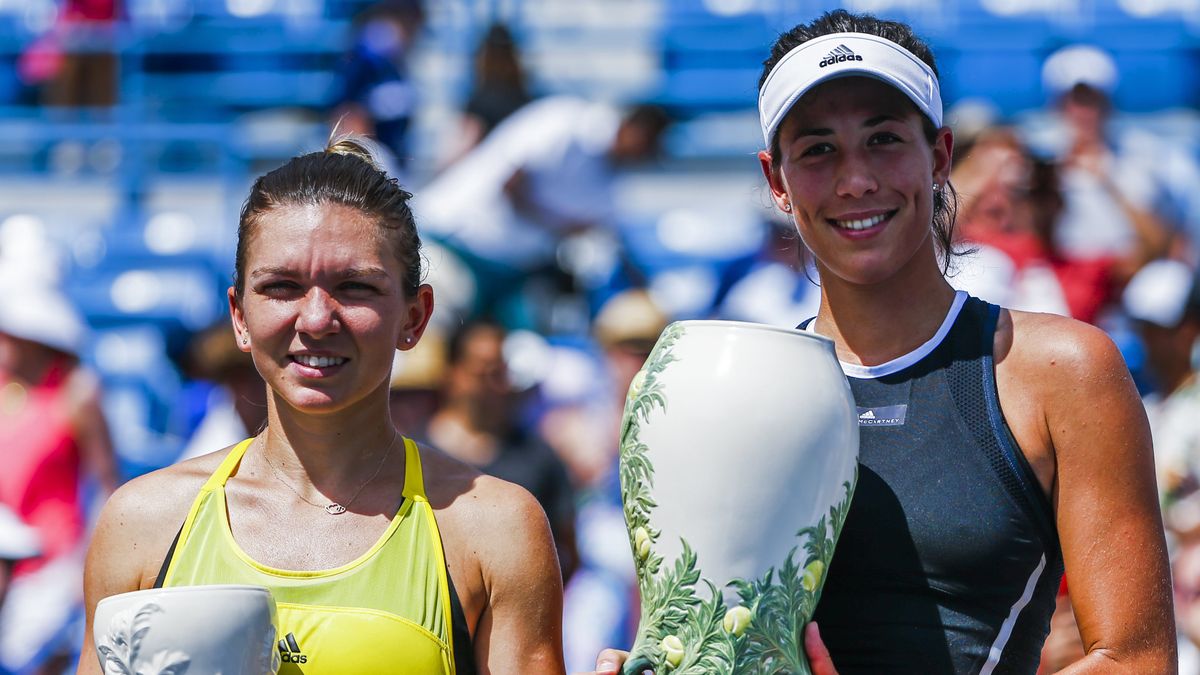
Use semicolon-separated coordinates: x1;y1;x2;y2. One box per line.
160;438;253;586
203;438;254;490
401;436;426;500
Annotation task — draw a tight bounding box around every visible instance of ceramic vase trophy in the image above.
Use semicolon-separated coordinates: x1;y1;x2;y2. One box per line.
93;584;280;675
620;321;858;674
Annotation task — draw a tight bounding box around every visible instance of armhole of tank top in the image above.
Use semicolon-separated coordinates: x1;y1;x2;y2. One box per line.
406;436;473;675
443;562;478;675
153;524;184;589
155;441;252;585
979;301;1059;548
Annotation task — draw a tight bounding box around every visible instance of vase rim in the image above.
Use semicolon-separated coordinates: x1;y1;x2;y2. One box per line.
667;319;834;346
97;584;273;608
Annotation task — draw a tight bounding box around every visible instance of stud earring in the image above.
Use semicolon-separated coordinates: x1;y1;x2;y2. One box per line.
782;202;792;213
242;336;248;345
404;337;413;344
933;182;940;192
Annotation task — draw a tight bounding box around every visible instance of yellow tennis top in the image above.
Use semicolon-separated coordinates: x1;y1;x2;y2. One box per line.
162;437;457;674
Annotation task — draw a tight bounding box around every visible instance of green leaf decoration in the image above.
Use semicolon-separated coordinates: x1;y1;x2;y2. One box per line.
620;323;857;674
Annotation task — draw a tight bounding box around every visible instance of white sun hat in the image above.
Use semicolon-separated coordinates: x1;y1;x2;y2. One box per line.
1122;259;1197;329
0;273;87;355
1042;44;1118;98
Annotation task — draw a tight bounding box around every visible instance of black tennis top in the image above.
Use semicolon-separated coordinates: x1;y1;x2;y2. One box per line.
803;293;1062;674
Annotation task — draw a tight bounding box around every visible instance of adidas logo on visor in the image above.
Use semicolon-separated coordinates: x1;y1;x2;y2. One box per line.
819;44;864;68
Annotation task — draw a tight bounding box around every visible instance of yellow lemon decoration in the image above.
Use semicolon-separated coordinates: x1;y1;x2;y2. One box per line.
634;527;651;560
722;605;752;636
660;635;685;668
627;370;648;401
802;560;825;592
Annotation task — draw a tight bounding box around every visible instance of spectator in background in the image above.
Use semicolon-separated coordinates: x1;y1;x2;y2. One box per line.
953;130;1169;323
19;0;120;109
0;277;118;674
426;321;578;581
713;217;820;327
546;289;668;671
332;0;424;175
388;328;447;443
441;23;534;168
0;505;40;628
1033;44;1200;262
1172;540;1200;672
177;321;266;462
1122;259;1200;538
415;97;669;330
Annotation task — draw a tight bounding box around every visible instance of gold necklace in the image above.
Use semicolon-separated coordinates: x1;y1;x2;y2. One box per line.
261;433;398;516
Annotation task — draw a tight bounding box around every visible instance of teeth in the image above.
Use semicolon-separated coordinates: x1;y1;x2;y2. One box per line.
835;214;887;230
294;355;346;368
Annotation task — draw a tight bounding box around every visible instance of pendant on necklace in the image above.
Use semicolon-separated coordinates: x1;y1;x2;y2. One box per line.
325;503;347;515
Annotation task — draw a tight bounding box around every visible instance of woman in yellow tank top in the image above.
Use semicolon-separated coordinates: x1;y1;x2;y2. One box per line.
77;136;566;674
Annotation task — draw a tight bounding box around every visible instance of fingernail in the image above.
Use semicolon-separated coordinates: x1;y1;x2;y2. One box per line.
596;660;617;674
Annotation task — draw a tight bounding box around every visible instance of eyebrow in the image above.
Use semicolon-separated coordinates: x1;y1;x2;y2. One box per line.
249;266;390;279
792;114;902;138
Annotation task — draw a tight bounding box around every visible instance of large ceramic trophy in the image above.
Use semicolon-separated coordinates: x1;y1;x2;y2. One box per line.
93;584;280;675
620;321;858;674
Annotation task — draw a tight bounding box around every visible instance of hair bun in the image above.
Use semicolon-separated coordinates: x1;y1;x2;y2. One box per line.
325;132;390;174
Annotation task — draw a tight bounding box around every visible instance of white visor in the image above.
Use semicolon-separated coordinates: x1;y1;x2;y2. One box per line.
759;32;943;148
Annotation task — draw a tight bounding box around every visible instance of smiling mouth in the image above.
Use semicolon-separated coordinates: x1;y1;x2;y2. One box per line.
831;211;895;231
291;355;348;368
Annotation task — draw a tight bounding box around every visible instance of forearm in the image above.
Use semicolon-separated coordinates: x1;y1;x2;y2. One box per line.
1058;644;1177;674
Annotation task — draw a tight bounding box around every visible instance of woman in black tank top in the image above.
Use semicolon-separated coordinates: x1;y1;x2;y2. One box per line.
591;10;1173;675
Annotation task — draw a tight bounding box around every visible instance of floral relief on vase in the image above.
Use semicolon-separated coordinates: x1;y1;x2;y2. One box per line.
620;321;858;674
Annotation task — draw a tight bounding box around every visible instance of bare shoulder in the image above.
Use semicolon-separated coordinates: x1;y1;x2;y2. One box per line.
417;442;557;587
90;446;236;587
417;442;549;536
1000;308;1128;382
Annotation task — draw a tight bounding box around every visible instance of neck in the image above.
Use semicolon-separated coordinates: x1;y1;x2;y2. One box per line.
261;385;398;488
813;247;957;367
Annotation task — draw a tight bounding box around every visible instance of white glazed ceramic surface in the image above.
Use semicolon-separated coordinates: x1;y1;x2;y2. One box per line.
621;320;858;674
94;584;280;675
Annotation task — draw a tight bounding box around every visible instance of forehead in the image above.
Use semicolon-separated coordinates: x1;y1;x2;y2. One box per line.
782;76;921;129
247;201;392;269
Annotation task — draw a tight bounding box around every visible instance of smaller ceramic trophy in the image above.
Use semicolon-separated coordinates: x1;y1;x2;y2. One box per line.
93;584;280;675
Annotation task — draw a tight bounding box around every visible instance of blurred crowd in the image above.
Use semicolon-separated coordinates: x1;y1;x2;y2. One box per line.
6;1;1200;673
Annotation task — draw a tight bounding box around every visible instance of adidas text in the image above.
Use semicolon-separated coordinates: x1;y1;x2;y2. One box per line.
820;53;863;68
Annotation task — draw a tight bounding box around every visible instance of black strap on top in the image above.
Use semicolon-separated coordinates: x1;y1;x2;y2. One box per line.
153;499;478;673
153;525;182;589
444;565;478;675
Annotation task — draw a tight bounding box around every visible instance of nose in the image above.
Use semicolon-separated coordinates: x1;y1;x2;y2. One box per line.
834;149;878;199
295;287;340;337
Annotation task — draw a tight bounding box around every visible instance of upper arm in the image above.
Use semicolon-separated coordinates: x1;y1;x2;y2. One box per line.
77;474;196;674
470;481;565;675
1021;316;1174;669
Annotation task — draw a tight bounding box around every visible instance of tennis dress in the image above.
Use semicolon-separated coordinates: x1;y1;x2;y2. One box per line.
803;291;1062;674
157;437;476;674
